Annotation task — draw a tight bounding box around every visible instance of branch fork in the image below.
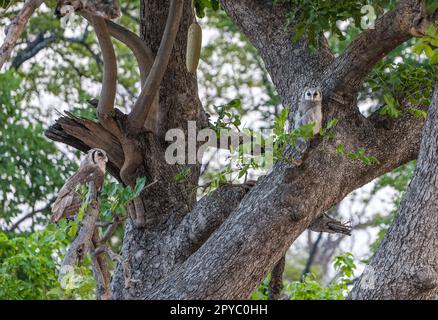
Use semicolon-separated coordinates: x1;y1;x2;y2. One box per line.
71;1;184;228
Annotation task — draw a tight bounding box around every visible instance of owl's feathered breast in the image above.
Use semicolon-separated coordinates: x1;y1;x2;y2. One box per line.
294;99;322;133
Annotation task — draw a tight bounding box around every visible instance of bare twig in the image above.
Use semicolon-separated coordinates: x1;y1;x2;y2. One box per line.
11;32;57;69
0;0;44;70
6;200;54;232
98;214;127;244
300;232;323;281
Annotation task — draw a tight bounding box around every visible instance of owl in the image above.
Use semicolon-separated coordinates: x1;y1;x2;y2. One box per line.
51;148;108;223
294;87;323;135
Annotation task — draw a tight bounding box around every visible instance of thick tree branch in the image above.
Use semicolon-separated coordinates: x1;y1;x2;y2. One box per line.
90;16;121;138
146;97;426;298
220;0;334;109
323;0;434;98
102;18;160;133
95;244;134;289
127;0;183;132
172;183;253;263
105;20;153;85
91;230;112;300
81;12;153;85
98;214;127;244
0;0;44;70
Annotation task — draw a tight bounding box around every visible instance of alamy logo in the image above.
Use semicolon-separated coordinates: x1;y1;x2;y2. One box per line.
361;5;377;30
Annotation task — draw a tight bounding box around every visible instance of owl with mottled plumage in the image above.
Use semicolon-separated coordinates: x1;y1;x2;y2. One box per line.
51;148;108;223
294;87;323;134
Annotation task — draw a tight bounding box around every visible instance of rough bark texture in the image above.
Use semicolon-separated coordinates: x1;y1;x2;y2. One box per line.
268;256;286;300
41;0;437;300
348;86;438;300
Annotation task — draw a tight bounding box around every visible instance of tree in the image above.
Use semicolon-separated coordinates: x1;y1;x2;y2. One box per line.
348;85;438;299
0;0;437;299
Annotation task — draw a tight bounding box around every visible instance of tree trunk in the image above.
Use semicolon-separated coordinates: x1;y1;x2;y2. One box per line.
349;85;438;300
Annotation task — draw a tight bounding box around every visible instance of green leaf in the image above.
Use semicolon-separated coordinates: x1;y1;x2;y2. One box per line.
134;177;147;197
336;143;344;155
68;222;78;238
430;50;438;65
326;118;339;130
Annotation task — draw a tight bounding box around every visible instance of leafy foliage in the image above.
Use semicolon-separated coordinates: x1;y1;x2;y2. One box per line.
413;23;438;65
0;70;75;228
347;148;380;166
251;252;357;300
277;0;396;50
286;253;356;300
0;224;94;299
194;0;220;18
365;61;437;118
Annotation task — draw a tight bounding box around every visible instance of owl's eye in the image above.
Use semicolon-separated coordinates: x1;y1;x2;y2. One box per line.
306;92;311;96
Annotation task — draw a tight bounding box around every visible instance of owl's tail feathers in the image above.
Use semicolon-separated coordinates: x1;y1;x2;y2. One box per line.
51;191;82;223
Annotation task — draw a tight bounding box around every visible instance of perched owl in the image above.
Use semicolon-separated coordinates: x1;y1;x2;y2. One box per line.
294;87;323;135
51;148;108;223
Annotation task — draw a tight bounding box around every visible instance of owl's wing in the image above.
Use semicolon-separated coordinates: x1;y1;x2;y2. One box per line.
51;191;82;223
296;108;318;127
56;165;98;200
293;110;304;129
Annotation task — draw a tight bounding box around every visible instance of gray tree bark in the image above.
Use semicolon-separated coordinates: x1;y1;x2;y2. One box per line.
349;85;438;300
44;0;437;299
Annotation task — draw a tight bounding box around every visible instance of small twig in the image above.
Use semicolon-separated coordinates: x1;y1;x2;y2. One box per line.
6;200;54;232
98;214;127;244
300;232;323;282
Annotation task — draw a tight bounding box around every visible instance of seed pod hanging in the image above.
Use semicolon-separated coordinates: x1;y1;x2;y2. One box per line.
186;21;202;73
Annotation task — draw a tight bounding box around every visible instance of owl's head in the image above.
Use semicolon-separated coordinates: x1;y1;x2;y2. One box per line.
88;148;108;171
302;87;322;102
